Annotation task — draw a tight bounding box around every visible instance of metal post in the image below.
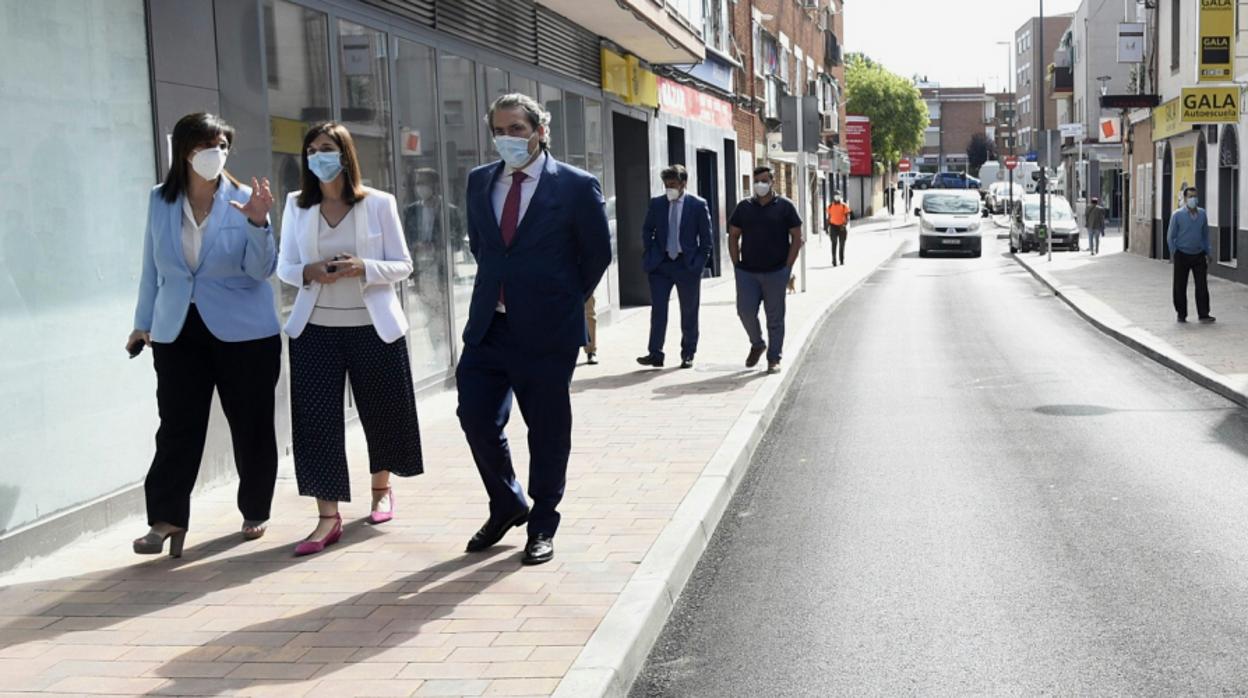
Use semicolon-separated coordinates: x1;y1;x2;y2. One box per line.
797;102;808;293
1039;0;1049;260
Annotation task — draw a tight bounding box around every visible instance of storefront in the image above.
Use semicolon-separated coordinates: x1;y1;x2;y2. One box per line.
0;0;632;567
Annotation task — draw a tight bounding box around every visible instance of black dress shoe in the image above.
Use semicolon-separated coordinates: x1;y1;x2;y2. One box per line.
745;345;766;368
636;354;664;367
522;533;554;565
680;357;694;369
1177;315;1188;323
466;509;529;552
586;352;598;365
1199;315;1217;323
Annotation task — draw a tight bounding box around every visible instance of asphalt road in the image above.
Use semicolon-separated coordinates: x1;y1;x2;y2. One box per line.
630;224;1248;696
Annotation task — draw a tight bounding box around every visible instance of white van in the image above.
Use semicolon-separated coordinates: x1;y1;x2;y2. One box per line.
978;160;1040;194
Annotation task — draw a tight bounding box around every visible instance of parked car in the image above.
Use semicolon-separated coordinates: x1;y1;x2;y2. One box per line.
910;173;935;190
898;171;923;189
985;181;1021;215
1009;194;1080;253
918;190;983;258
929;171;981;190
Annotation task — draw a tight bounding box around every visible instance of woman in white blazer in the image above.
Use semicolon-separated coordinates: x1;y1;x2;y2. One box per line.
277;122;424;556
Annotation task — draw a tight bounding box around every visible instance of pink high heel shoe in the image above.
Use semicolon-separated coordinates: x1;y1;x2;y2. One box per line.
369;487;395;525
294;514;342;557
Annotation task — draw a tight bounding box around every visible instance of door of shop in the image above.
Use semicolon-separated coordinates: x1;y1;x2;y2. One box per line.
614;111;652;306
696;149;721;277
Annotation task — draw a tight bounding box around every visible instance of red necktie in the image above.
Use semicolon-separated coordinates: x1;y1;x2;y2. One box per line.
500;171;526;247
499;171;526;304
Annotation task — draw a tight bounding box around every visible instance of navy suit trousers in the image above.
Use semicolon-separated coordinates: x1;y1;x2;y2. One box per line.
456;313;578;537
647;258;702;361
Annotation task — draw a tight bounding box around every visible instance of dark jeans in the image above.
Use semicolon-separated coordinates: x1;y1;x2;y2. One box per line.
647;258;702;361
1173;250;1211;319
829;225;847;266
147;306;281;529
456;313;579;537
289;324;424;502
734;266;790;363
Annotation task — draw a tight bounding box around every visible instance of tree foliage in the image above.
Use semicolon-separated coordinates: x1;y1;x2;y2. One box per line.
844;54;929;168
966;132;996;173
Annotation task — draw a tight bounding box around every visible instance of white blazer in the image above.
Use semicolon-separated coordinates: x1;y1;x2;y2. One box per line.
277;187;413;343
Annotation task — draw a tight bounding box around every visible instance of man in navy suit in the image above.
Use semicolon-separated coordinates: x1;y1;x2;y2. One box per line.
637;164;713;369
457;93;612;565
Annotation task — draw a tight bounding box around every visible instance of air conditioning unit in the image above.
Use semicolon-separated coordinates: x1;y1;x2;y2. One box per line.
821;112;837;132
801;0;821;9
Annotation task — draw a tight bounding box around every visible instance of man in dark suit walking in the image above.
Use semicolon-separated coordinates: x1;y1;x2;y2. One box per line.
457;93;612;565
636;164;713;370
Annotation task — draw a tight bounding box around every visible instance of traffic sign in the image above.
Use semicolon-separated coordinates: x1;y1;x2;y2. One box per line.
898;159;911;172
1004;155;1019;171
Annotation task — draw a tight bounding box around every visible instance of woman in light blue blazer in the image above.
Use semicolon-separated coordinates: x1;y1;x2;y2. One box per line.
127;113;280;558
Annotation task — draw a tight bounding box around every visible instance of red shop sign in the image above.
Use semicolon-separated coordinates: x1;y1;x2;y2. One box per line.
658;77;734;131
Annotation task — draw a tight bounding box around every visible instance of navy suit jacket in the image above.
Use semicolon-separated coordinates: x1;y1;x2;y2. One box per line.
463;154;612;352
642;193;713;274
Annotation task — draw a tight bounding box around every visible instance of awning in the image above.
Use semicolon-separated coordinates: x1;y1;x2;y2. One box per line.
535;0;704;64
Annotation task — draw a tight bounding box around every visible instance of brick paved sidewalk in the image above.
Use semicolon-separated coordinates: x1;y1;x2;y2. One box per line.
1011;230;1248;404
0;221;904;698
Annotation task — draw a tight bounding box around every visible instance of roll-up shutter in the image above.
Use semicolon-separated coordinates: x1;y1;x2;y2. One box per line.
355;0;599;85
436;0;538;64
360;0;434;27
536;7;600;85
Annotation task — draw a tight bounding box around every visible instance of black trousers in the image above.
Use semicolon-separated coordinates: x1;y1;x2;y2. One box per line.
1172;251;1211;319
647;258;702;361
456;313;578;537
146;306;281;529
830;225;848;266
289;324;424;502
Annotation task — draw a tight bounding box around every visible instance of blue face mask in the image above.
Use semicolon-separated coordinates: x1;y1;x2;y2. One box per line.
308;152;343;183
1187;196;1199;210
494;135;536;169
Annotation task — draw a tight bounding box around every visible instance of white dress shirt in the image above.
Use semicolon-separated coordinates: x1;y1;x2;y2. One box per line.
492;152;546;227
491;152;546;312
181;198;207;271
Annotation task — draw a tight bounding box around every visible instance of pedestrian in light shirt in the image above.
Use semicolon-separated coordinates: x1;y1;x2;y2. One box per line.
1167;186;1215;324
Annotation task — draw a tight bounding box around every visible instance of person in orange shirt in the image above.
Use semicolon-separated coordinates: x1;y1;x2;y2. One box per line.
826;192;851;266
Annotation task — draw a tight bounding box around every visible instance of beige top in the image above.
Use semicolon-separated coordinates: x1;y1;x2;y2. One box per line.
309;206;371;327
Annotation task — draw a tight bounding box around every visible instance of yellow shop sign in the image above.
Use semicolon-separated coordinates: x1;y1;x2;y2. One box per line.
1199;0;1235;82
1181;87;1239;123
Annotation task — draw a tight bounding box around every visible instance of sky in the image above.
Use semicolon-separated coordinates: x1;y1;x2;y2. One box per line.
843;0;1087;91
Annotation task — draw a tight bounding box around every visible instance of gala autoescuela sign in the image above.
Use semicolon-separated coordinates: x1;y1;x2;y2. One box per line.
846;115;872;177
1200;0;1234;82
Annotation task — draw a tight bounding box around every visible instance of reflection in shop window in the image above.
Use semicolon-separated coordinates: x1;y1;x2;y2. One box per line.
395;37;453;379
439;53;479;343
264;0;331;313
338;20;392;193
481;65;508;160
540;83;564;159
564;92;586;171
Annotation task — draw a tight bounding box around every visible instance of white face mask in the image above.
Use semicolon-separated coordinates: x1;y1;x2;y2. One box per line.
665;187;681;201
753;181;772;197
416;185;434;200
494;134;537;169
189;146;228;181
1187;196;1199;210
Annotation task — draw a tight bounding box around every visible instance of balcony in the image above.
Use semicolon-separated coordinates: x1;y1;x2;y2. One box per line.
1052;66;1073;94
534;0;703;63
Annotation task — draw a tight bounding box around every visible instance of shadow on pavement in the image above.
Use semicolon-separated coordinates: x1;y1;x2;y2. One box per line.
0;520;389;652
144;550;519;696
650;370;765;400
572;368;667;393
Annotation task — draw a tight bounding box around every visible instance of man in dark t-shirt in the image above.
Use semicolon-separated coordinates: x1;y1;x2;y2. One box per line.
728;164;804;373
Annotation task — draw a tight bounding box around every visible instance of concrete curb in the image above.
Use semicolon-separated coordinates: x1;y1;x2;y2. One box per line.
1012;254;1248;410
552;236;907;698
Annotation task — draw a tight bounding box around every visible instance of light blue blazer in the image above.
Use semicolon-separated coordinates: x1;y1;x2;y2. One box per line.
133;178;280;343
